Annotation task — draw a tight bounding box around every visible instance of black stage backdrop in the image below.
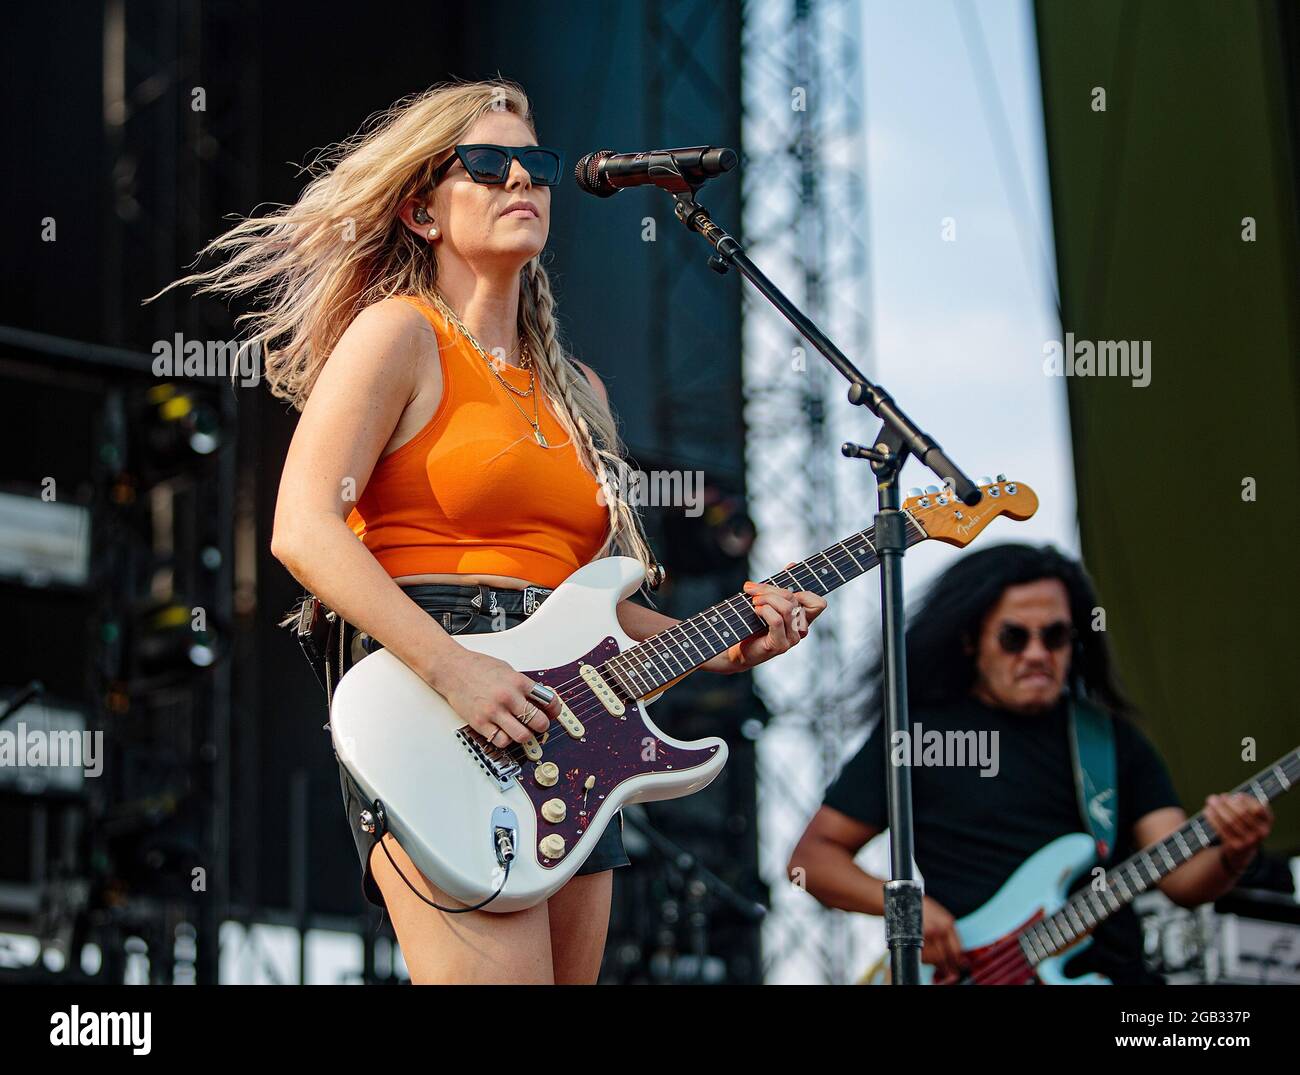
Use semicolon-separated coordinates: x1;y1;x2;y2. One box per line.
0;0;758;978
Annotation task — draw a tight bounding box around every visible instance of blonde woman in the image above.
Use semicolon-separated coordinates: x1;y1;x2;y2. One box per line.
162;79;825;984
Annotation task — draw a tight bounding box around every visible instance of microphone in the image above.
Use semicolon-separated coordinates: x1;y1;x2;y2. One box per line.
574;146;737;198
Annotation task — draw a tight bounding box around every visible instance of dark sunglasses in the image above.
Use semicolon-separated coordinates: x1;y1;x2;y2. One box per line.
996;620;1075;655
431;144;564;186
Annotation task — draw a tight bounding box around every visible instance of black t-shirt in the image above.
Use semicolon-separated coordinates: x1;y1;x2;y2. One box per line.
822;695;1181;984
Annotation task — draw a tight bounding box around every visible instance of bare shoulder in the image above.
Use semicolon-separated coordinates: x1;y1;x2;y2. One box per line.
341;297;437;366
284;297;441;502
307;297;435;403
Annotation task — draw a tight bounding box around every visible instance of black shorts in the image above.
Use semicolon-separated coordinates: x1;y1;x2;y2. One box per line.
335;583;630;912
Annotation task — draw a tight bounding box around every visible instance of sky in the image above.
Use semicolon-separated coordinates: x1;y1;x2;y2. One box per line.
859;0;1075;571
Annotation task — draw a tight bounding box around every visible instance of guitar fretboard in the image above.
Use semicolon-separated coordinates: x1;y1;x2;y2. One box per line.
599;515;929;700
1020;747;1300;966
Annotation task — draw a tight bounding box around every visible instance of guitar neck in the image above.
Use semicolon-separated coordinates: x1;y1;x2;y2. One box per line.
600;514;929;701
1023;746;1300;965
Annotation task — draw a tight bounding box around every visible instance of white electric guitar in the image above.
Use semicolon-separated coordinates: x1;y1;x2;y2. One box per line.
330;478;1038;911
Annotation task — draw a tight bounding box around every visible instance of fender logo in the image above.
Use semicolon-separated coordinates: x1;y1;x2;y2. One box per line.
955;508;993;536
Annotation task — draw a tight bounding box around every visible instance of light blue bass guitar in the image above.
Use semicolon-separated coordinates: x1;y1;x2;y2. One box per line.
864;745;1298;984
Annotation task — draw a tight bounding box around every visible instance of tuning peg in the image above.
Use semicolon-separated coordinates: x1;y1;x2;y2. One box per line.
977;475;993;487
905;487;923;499
995;473;1006;483
923;485;940;495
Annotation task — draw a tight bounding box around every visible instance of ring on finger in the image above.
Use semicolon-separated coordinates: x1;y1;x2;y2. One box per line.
527;683;557;707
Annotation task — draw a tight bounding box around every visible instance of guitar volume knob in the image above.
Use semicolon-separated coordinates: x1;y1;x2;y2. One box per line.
535;761;559;787
539;834;566;860
541;798;566;823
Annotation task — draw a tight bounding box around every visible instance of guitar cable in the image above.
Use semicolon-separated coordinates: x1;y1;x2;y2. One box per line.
370;800;513;913
335;629;513;914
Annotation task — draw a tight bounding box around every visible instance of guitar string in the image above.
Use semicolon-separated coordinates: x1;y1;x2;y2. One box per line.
490;554;867;763
977;762;1296;983
490;494;984;765
490;532;889;745
487;495;968;766
970;755;1299;982
456;487;1020;767
1024;757;1300;952
494;518;911;760
979;757;1299;983
965;936;1036;984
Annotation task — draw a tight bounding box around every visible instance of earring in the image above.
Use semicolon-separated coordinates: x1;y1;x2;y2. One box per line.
427;225;439;241
413;206;431;224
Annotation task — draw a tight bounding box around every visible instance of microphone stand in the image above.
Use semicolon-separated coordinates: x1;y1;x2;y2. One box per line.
662;181;981;984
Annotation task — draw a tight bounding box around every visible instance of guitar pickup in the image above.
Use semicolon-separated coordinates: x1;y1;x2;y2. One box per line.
555;700;585;739
580;664;625;717
521;733;544;761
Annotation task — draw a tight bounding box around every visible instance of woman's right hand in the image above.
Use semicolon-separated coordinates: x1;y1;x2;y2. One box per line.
432;648;561;749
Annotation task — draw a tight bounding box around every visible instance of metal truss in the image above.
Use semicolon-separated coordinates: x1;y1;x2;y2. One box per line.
741;0;875;983
99;0;259;983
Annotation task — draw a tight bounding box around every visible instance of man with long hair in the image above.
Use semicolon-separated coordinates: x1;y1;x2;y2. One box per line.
790;543;1273;984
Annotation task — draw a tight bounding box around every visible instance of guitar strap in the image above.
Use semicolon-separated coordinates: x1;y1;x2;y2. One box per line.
279;590;354;725
1068;697;1118;861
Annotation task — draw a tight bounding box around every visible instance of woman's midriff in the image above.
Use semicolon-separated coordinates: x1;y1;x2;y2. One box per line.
393;572;539;590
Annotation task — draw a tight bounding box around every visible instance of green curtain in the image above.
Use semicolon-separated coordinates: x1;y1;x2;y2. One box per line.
1035;0;1300;846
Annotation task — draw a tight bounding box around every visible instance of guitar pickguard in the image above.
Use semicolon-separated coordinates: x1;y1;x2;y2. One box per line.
511;637;722;868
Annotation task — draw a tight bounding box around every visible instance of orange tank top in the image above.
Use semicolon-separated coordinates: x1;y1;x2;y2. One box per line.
346;294;610;587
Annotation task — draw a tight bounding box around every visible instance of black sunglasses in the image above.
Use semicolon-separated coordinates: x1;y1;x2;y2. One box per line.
431;144;564;186
996;620;1075;655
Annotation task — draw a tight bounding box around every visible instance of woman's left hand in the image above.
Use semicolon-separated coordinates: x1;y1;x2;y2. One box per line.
714;564;828;673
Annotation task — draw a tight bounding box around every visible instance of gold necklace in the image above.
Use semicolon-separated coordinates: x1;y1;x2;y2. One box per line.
429;292;551;447
498;344;550;447
430;291;531;373
480;341;536;398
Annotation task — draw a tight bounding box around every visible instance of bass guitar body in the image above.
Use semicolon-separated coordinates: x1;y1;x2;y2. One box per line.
943;833;1110;984
861;743;1299;984
863;834;1110;984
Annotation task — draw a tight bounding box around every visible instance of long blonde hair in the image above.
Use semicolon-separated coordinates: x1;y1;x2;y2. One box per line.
153;78;660;593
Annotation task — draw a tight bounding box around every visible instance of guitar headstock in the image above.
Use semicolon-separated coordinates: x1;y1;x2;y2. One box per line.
903;477;1038;547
